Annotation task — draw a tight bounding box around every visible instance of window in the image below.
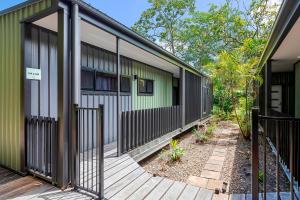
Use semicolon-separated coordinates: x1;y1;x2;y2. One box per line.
81;69;131;94
138;79;154;95
95;72;117;92
121;77;131;93
81;69;94;90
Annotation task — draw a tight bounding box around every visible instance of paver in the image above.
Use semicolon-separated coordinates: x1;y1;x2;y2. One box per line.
206;179;224;190
204;163;223;172
187;176;208;188
210;156;226;162
207;158;224;166
201;170;221;180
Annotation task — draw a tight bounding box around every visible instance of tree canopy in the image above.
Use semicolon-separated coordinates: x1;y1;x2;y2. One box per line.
133;0;280;138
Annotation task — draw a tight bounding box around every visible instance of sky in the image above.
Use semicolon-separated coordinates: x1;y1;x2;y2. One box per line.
0;0;225;28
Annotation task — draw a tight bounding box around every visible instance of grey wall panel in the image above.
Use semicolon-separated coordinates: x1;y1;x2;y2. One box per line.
80;93;132;145
26;26;58;119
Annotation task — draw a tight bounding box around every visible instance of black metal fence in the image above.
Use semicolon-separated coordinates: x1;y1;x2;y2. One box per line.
25;116;58;182
121;105;181;153
75;106;104;199
252;108;299;200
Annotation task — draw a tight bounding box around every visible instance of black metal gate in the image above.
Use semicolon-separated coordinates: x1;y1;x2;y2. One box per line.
25;116;58;182
74;105;104;199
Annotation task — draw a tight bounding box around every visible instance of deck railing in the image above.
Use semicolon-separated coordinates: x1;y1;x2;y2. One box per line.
25;116;58;182
252;108;299;200
74;106;104;199
121;105;182;153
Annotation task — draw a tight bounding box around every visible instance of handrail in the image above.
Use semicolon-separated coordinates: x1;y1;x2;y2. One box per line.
258;115;300;121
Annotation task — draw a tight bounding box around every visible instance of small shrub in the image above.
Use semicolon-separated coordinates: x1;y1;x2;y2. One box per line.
205;123;216;137
258;170;264;183
169;140;185;161
193;128;208;143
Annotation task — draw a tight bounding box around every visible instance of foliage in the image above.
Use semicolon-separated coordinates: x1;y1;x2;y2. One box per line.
169;139;185;161
132;0;196;54
206;123;216;137
258;170;264;183
133;0;280;138
192;128;208;143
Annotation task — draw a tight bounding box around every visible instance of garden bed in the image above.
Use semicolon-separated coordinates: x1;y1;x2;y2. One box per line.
140;119;291;194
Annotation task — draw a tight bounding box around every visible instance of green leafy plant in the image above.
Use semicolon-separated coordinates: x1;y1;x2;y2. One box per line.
205;123;216;137
193;128;208;143
169;140;185;161
258;170;264;183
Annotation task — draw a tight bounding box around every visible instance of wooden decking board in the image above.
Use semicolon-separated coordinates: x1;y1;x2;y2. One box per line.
104;162;140;189
178;184;199;200
0;180;44;200
0;174;20;185
110;173;153;200
104;156;131;172
195;188;214;200
126;176;163;200
144;178;174;200
0;176;35;195
160;181;186;200
104;168;145;199
13;184;55;200
104;158;135;179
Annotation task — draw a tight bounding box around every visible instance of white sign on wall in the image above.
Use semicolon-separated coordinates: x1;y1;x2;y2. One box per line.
26;68;41;80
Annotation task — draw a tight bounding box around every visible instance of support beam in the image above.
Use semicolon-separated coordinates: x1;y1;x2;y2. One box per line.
71;2;80;187
57;7;70;189
265;60;272;116
180;68;185;127
116;37;121;156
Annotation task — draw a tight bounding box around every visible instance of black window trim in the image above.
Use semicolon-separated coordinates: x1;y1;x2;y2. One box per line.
81;67;132;95
138;78;154;96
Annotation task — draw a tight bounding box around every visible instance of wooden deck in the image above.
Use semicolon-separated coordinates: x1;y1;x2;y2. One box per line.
0;152;213;200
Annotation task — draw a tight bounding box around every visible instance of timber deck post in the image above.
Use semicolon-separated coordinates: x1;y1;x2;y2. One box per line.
180;68;185;127
251;107;259;200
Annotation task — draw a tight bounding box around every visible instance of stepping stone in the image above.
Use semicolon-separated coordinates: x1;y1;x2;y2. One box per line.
187;176;208;188
212;193;230;200
214;148;227;153
207;158;224;166
212;151;227;157
206;179;223;190
210;156;225;162
204;163;223;172
200;170;220;180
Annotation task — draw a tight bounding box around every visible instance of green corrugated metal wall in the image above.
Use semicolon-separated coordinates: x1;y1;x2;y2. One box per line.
0;0;52;171
131;61;173;110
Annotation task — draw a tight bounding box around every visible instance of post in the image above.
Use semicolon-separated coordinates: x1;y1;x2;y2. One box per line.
71;2;80;187
265;60;272;116
57;7;70;189
289;121;294;200
116;37;122;156
97;105;104;199
251;107;259;200
180;68;185;127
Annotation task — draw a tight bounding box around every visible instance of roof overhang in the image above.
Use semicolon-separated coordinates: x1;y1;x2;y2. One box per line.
258;0;300;69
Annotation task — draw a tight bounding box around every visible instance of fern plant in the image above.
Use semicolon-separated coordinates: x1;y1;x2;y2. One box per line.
169;140;185;161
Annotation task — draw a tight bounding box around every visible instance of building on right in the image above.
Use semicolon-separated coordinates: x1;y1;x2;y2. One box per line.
253;0;300;199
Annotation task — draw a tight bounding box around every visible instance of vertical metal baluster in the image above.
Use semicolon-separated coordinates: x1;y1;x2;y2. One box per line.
83;109;85;188
251;108;259;200
92;109;94;191
290;121;294;200
276;120;279;200
264;119;267;200
87;109;90;190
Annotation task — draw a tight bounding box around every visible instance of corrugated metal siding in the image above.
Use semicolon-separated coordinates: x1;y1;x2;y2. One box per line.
80;43;133;144
0;0;52;171
132;61;173;110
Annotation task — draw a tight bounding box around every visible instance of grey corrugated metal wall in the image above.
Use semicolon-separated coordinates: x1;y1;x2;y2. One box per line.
80;43;132;145
25;25;58;118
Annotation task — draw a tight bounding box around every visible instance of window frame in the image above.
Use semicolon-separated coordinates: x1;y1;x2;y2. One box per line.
138;78;154;96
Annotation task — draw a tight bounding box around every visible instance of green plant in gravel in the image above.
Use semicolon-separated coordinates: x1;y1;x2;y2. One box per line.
205;123;216;137
193;128;208;143
169;140;185;161
258;170;264;183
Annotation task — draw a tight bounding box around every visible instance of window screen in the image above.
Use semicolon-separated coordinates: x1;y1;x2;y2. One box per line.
95;73;117;92
121;77;131;93
138;79;154;95
81;69;94;90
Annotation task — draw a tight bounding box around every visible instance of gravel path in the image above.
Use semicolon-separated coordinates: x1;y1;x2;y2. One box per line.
141;120;290;194
140;124;215;182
